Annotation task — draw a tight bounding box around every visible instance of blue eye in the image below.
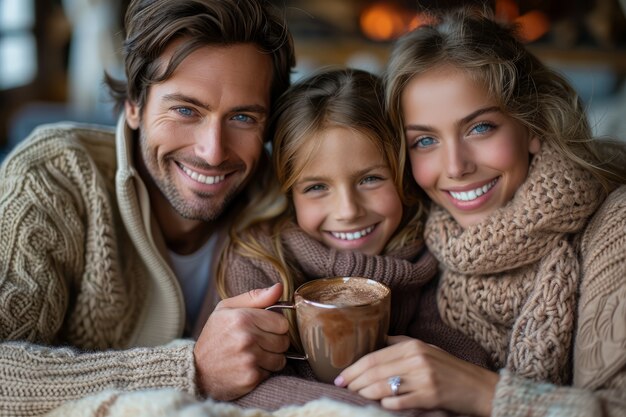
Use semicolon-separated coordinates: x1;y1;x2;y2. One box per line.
471;122;494;134
175;107;194;117
361;175;382;184
415;136;437;148
232;114;253;123
303;184;326;193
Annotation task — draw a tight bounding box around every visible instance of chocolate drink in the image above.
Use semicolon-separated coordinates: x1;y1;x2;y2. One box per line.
294;277;390;383
303;279;387;307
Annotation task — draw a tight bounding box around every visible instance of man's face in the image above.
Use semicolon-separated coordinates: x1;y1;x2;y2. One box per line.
126;42;273;223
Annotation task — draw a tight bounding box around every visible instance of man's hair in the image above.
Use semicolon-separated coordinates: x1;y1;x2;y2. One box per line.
105;0;294;114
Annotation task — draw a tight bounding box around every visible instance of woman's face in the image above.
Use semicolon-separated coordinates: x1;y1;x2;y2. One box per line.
401;66;540;228
291;126;403;256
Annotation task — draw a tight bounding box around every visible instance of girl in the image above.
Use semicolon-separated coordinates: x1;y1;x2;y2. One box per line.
335;8;626;417
216;68;437;338
215;68;489;377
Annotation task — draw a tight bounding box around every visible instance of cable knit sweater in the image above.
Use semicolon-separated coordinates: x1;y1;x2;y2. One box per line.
0;117;209;416
425;142;626;417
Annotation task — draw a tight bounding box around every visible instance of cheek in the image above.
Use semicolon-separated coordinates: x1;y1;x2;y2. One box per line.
488;140;529;175
240;147;263;173
292;197;320;235
410;155;439;190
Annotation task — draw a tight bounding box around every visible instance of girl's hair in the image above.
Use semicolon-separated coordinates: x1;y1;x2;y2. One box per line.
385;7;626;191
216;67;425;302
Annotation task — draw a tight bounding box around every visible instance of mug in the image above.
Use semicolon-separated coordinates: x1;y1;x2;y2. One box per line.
267;277;391;383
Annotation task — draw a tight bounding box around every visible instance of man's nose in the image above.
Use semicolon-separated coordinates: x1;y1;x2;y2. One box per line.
194;119;228;166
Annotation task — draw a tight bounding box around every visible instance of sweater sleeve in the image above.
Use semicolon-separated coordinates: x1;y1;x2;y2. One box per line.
0;128;198;416
492;186;626;417
492;369;626;417
0;340;198;417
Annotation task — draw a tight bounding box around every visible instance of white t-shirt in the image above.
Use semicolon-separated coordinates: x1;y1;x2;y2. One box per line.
168;234;217;329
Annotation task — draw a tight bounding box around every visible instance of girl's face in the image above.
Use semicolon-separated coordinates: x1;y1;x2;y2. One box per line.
402;66;540;228
291;126;403;255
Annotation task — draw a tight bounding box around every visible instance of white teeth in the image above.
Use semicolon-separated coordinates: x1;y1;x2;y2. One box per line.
180;164;225;185
331;226;374;241
449;178;498;202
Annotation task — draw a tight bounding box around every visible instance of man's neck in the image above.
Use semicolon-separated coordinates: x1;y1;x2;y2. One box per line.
153;199;215;255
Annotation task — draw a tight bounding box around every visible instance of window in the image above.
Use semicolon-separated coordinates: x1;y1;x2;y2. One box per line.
0;0;36;90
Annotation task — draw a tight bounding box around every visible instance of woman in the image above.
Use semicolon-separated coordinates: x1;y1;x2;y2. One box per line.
335;8;626;417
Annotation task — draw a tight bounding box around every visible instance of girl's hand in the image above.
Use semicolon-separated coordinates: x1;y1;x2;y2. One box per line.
334;335;499;417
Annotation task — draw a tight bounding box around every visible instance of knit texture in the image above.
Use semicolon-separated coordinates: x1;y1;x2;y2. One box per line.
427;141;603;384
575;185;626;389
3;340;197;417
0;125;141;349
0;123;198;416
492;369;602;417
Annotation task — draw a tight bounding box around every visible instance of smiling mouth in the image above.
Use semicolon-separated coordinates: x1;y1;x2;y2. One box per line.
179;163;226;185
448;178;498;202
330;225;375;241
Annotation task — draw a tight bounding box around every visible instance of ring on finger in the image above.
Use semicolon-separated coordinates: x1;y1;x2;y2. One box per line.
387;376;401;396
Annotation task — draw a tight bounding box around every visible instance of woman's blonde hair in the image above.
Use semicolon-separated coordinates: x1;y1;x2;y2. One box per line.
385;7;626;192
217;67;425;301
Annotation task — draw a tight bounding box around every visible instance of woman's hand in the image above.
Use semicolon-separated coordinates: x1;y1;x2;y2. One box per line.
334;335;500;416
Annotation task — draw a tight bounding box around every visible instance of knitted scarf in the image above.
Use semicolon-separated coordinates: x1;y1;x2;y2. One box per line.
425;142;604;384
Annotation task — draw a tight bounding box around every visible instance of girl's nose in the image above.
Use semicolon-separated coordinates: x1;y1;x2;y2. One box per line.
334;188;365;221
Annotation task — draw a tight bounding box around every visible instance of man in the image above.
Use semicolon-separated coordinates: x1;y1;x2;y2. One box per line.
0;0;295;414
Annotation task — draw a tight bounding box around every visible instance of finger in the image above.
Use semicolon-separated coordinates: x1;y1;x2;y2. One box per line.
357;373;410;401
256;350;288;373
345;356;415;393
251;308;290;335
387;335;412;345
335;341;412;387
253;327;291;354
217;283;283;309
381;390;425;411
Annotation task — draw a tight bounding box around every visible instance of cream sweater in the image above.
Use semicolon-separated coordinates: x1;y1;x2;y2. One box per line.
0;118;201;416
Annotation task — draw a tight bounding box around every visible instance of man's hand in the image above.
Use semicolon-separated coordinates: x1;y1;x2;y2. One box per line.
194;283;290;400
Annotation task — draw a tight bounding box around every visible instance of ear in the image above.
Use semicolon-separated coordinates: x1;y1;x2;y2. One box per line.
528;135;541;155
125;100;140;130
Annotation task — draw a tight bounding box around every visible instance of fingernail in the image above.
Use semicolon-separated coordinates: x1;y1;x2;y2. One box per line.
334;376;345;386
265;283;279;291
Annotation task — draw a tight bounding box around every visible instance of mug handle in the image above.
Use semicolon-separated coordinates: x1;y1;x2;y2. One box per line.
265;302;307;360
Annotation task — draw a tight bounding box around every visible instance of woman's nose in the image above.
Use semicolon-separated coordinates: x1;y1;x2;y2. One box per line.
445;142;475;179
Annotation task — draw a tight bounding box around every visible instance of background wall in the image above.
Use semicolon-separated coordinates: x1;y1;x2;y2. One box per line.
1;0;625;159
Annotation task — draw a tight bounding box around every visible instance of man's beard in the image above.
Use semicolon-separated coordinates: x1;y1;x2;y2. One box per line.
137;129;244;223
158;177;240;222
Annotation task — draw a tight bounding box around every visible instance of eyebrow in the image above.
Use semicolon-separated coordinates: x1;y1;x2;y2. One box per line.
162;93;268;114
405;106;501;132
296;164;389;185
